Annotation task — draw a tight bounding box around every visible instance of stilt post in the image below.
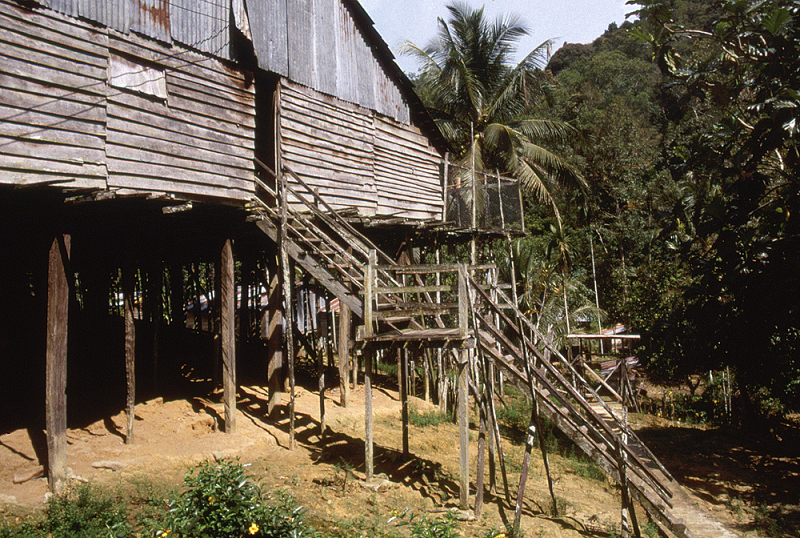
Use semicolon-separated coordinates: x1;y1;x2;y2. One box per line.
221;239;236;433
46;234;70;493
123;254;136;444
458;349;470;509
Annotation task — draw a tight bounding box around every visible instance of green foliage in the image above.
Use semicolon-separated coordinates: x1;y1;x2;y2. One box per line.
391;510;460;538
0;482;133;538
403;2;586;224
407;405;452;427
409;512;459;538
625;0;800;415
163;459;316;538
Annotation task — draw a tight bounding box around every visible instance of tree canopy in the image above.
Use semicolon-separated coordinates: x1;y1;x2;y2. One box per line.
402;2;586;221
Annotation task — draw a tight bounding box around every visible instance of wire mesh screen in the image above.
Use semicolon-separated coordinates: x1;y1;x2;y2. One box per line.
444;165;524;231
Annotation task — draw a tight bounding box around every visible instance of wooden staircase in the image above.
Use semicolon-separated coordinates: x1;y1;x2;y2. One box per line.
249;165;736;538
468;275;741;538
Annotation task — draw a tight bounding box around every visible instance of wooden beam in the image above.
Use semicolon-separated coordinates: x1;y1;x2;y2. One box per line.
46;233;70;493
365;345;374;481
458;350;469;509
401;348;409;458
338;292;351;408
267;255;283;416
123;255;136;444
221;239;236;434
280;173;296;450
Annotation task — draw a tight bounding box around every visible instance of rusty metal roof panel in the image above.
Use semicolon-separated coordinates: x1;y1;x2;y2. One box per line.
170;0;229;57
41;0;231;58
130;0;170;43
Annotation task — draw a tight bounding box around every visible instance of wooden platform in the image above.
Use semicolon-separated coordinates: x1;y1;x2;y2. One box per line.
361;327;474;346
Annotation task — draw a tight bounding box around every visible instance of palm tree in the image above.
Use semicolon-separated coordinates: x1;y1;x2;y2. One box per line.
402;1;587;224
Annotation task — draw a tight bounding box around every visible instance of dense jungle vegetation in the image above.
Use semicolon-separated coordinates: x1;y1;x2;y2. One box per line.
408;0;800;424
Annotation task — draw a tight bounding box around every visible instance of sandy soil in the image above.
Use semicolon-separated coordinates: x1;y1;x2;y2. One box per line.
1;376;795;537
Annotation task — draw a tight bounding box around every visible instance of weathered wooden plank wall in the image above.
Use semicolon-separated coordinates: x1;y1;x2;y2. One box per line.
374;116;442;220
280;79;443;220
0;0;255;201
105;31;255;200
280;79;377;215
0;1;107;189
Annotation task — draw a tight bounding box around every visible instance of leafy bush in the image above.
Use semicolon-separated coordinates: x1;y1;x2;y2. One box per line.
410;512;459;538
0;482;132;538
162;459;316;538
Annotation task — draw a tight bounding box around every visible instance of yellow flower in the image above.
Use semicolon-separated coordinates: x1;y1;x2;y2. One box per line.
248;522;259;535
208;496;214;504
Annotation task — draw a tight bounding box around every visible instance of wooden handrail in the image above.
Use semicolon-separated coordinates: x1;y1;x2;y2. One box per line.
468;274;674;504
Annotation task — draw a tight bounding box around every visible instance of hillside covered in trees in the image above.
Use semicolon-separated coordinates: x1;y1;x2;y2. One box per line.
549;0;799;422
408;0;799;425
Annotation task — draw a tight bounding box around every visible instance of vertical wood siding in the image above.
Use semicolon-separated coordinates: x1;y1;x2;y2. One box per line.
280;79;442;220
0;1;107;189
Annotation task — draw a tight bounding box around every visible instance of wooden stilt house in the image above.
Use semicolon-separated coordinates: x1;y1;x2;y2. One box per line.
0;0;448;492
0;2;722;537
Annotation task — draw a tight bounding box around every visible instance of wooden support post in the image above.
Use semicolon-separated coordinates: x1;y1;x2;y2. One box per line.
458;350;470;509
338;300;351;407
397;348;402;399
487;361;497;494
318;303;326;438
423;349;431;403
123;255;136;445
538;334;558;515
475;381;487;518
152;263;162;393
365;345;374;481
401;347;409;458
221;239;236;434
46;234;70;493
513;416;536;535
280;173;296;450
267;256;283;416
170;262;183;327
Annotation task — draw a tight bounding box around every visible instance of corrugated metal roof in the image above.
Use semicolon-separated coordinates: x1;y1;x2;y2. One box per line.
42;0;229;58
33;0;446;149
131;0;170;43
170;0;229;57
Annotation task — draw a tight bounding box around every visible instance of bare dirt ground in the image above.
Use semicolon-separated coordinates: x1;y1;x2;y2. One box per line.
1;375;797;537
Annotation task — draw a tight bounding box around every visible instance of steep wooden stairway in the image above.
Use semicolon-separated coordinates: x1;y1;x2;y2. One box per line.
249;164;737;538
468;275;739;538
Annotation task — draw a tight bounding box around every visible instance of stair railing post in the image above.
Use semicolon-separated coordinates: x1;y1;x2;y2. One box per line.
365;250;375;338
458;264;468;338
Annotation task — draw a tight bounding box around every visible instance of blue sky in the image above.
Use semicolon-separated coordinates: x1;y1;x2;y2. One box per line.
358;0;637;74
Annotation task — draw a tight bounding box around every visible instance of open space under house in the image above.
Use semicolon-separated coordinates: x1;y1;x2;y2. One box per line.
0;1;736;537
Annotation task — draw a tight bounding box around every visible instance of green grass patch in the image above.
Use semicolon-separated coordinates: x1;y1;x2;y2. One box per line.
407;405;452;427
